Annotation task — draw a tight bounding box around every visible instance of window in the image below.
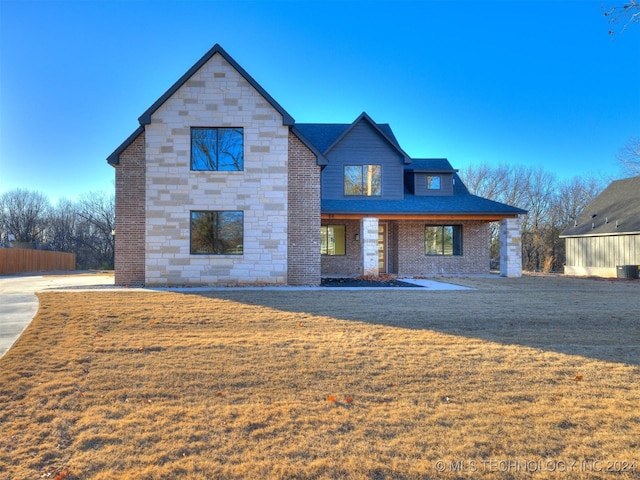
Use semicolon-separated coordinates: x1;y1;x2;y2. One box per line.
344;165;381;196
191;127;243;171
191;211;243;255
425;225;462;256
321;225;346;255
427;175;441;190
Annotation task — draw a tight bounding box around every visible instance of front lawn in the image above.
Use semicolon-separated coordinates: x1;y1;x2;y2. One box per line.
1;275;639;479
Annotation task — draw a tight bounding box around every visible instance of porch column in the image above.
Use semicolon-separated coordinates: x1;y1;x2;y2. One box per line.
499;217;523;278
361;217;379;276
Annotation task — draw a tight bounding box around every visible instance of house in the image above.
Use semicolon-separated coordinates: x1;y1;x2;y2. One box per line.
107;44;526;287
560;175;640;278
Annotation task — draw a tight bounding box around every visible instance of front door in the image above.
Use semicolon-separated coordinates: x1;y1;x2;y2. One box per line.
378;223;387;274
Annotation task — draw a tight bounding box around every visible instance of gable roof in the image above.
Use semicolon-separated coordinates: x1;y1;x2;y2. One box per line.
295;113;411;163
560;175;640;237
107;44;295;165
139;44;294;126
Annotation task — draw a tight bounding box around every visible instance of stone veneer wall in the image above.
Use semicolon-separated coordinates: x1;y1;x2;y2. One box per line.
287;132;321;285
114;131;146;286
396;220;490;275
144;54;289;285
499;217;523;278
361;217;379;276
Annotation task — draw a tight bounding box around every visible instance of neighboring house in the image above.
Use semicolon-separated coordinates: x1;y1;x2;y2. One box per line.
107;44;526;287
560;175;640;278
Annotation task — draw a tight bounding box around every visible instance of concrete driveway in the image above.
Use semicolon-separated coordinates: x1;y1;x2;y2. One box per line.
0;272;114;358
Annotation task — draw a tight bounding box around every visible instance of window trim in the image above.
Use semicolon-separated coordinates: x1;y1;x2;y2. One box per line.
343;164;382;196
424;225;463;256
190;127;244;172
190;210;244;255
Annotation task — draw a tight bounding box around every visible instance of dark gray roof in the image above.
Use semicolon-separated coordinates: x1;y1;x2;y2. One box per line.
323;179;527;217
406;158;457;173
295;112;410;163
560;175;640;237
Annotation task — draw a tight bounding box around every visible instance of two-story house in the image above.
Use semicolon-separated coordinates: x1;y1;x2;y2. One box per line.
107;44;526;286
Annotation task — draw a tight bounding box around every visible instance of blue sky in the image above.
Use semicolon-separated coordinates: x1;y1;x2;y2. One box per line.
1;0;639;204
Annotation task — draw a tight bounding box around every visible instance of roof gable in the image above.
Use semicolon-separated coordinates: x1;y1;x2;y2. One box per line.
295;113;411;163
560;175;640;237
138;44;294;126
107;44;296;166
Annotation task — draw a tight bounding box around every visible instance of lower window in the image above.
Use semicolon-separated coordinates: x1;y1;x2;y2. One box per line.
191;211;243;255
425;225;462;256
321;225;346;255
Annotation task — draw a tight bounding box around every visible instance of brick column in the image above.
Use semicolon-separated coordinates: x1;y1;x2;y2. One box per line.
361;217;379;276
499;217;523;278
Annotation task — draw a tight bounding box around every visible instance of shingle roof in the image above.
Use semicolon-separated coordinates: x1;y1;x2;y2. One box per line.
560;175;640;237
323;172;527;217
406;158;456;172
295;113;409;162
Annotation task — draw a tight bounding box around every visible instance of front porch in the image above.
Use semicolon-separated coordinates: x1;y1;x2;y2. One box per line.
320;216;522;278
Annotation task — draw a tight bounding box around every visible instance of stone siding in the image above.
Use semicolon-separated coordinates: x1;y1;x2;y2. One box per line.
499;217;523;277
144;53;289;285
114;131;146;286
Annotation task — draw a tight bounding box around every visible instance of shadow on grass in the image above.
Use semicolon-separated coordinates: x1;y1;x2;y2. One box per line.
183;275;640;367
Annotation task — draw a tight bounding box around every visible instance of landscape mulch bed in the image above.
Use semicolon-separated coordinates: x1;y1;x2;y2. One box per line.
321;277;419;288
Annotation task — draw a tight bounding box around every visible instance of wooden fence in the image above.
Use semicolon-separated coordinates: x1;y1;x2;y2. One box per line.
0;248;76;275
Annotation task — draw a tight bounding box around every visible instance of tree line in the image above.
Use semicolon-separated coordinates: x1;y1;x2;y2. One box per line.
459;165;606;272
0;189;114;270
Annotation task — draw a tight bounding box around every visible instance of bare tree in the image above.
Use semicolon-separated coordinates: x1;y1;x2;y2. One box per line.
0;189;50;245
603;1;640;34
45;199;81;252
75;192;115;269
460;164;604;272
616;136;640;175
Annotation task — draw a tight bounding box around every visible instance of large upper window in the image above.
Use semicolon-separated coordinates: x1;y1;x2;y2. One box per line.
425;225;462;256
191;127;244;171
191;211;243;255
321;225;346;255
344;165;381;196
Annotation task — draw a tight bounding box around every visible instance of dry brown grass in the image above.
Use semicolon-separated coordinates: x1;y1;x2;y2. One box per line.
1;275;639;479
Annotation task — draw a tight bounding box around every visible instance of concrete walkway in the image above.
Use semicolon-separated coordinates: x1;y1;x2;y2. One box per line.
0;272;114;358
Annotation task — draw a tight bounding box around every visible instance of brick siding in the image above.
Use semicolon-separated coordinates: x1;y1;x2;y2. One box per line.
287;132;321;285
114;131;146;286
321;219;490;276
397;220;489;275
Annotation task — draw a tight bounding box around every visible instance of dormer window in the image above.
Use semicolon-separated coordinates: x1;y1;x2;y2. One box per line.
427;175;441;190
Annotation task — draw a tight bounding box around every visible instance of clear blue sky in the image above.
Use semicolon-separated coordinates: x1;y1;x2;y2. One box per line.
1;0;639;204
